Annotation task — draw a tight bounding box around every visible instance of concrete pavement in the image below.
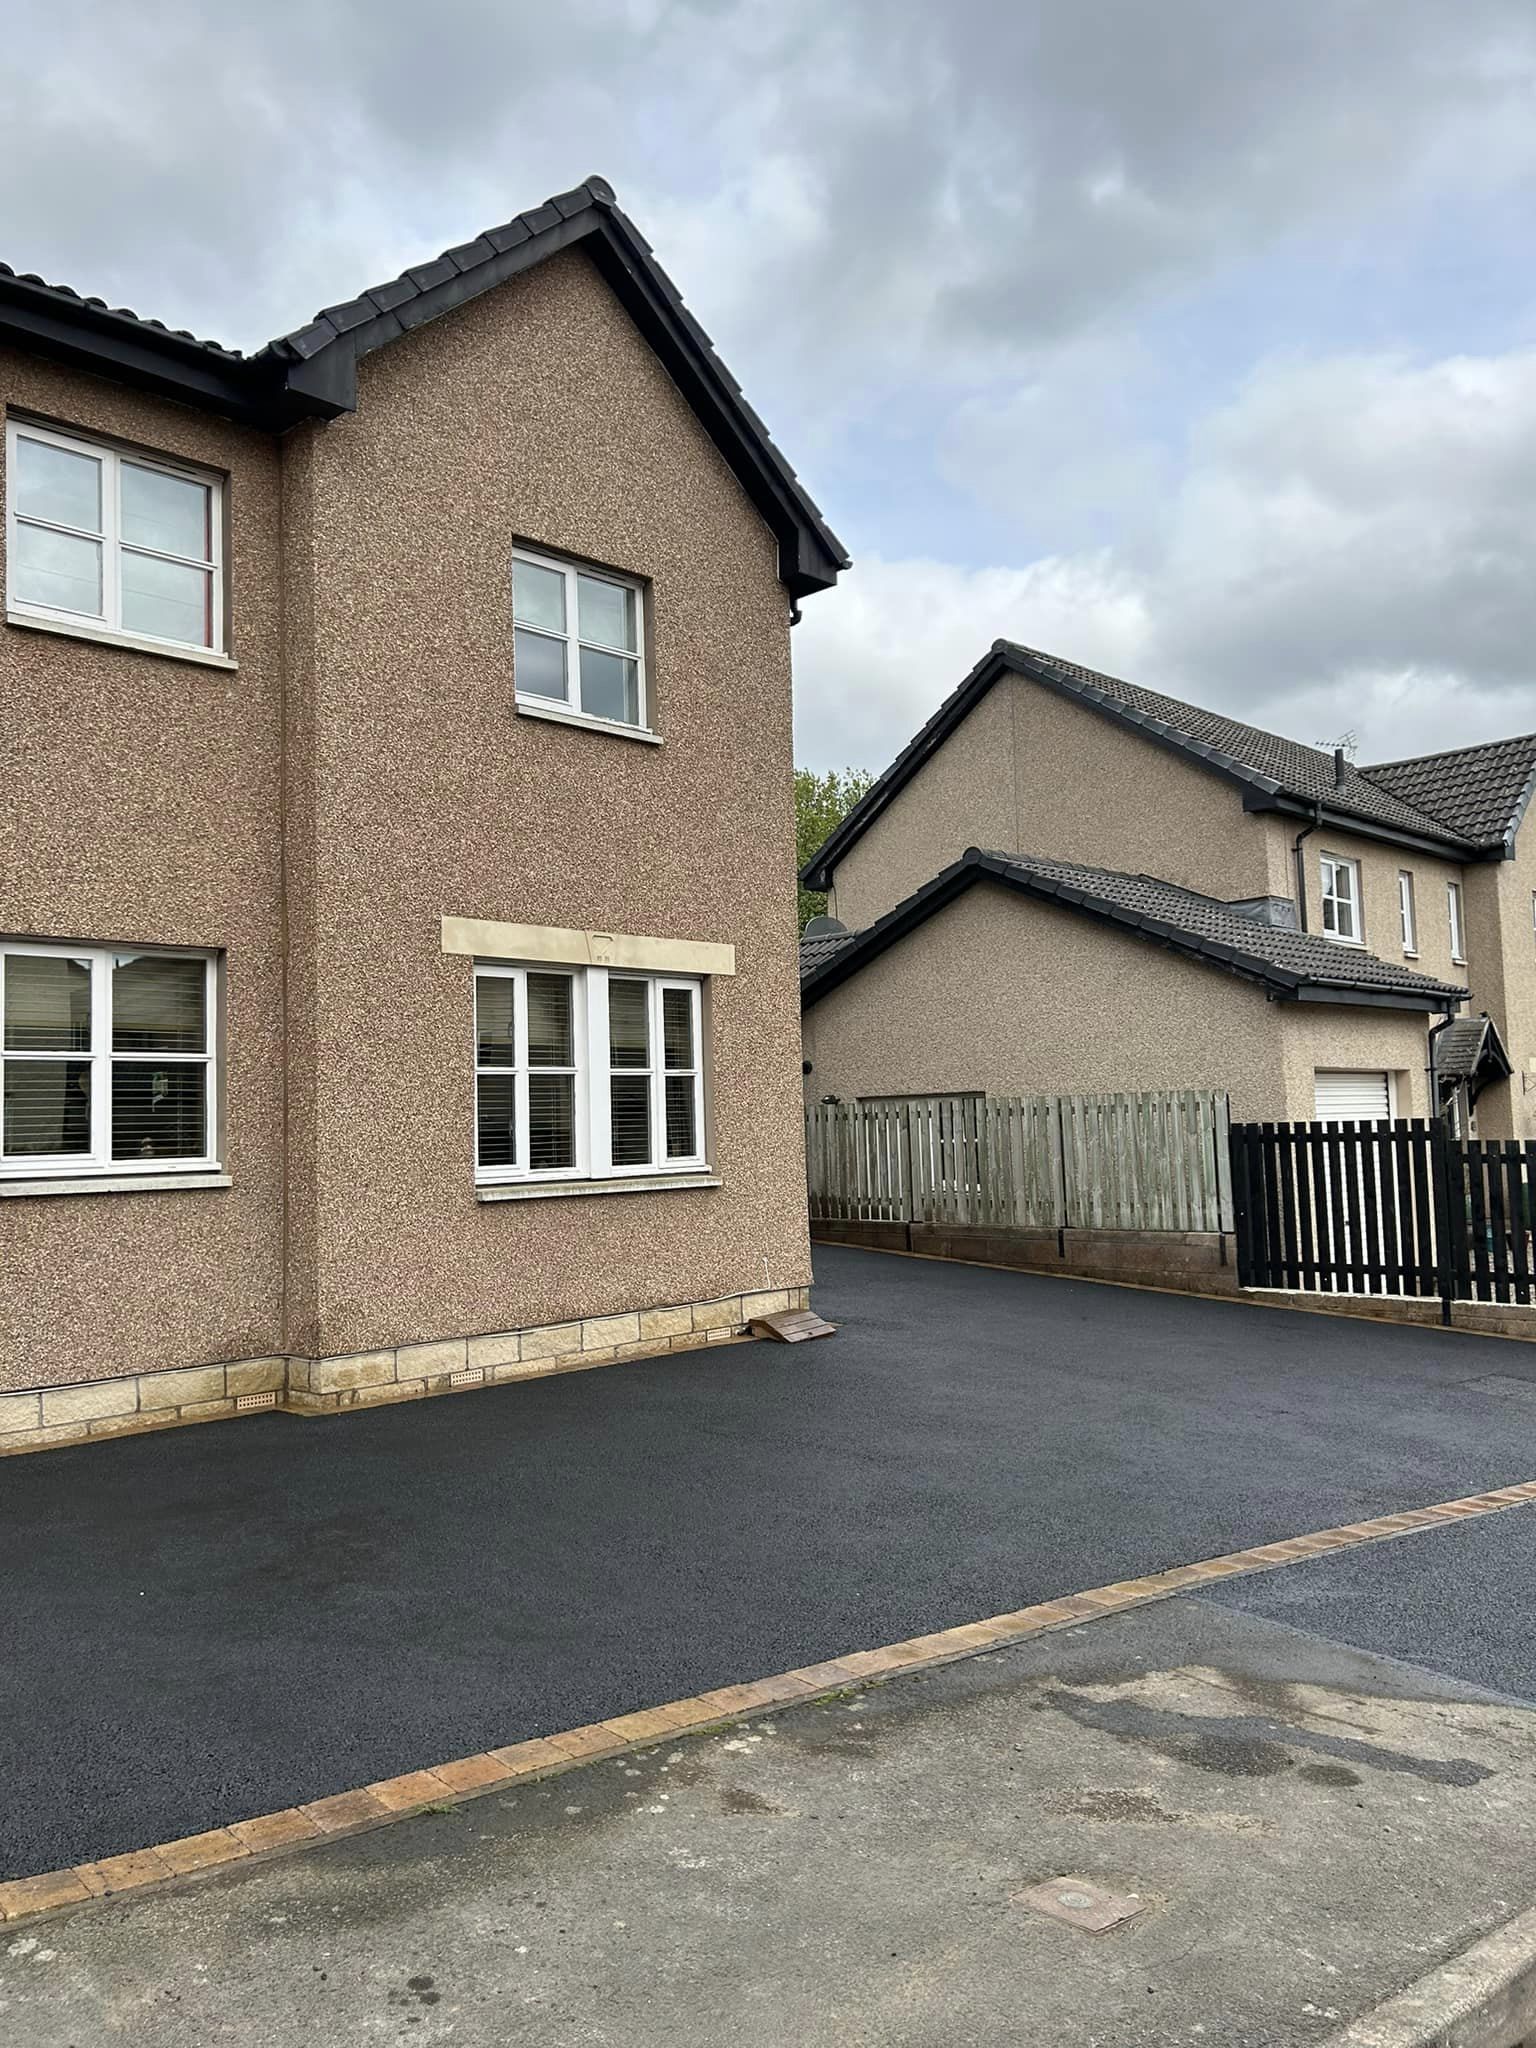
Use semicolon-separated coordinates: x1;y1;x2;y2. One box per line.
9;1589;1536;2047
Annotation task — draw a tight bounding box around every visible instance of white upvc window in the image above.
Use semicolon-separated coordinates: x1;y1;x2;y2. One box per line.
1448;880;1466;963
1319;853;1362;944
511;547;647;732
474;965;704;1184
0;941;218;1179
1397;870;1417;956
6;419;224;655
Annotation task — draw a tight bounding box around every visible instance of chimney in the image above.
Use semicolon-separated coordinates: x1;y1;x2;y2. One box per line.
1334;746;1346;786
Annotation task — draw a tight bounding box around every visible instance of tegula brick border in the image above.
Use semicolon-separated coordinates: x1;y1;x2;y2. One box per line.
0;1287;810;1456
5;1477;1536;1929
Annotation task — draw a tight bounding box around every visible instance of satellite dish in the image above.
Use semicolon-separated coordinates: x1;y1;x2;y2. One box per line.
802;914;848;938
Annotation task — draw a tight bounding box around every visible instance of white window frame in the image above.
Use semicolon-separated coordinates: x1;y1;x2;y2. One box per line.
1319;853;1363;946
474;965;705;1186
5;418;225;657
511;546;648;734
1397;870;1417;956
1448;880;1467;964
0;940;219;1181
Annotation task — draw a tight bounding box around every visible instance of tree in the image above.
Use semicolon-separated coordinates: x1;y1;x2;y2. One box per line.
795;766;874;933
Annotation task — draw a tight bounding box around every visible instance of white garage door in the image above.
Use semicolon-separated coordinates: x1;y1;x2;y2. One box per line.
1314;1069;1392;1122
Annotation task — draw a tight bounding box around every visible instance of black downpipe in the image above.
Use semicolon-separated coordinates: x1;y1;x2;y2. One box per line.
1292;801;1324;931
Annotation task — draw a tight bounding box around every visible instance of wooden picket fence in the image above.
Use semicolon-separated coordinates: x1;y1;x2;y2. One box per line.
805;1090;1233;1235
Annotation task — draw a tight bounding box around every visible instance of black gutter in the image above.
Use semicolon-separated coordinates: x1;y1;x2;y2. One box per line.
1292;985;1464;1013
1241;788;1487;864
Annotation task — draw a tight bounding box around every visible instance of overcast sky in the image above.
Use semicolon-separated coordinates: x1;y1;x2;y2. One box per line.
6;1;1535;774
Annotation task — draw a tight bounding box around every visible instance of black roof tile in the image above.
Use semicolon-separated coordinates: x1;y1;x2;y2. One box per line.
984;852;1464;999
801;848;1466;1013
801;642;1533;888
1363;734;1536;848
0;178;848;597
798;929;857;981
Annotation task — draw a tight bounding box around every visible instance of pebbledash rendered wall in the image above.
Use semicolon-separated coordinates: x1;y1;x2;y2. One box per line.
0;245;815;1454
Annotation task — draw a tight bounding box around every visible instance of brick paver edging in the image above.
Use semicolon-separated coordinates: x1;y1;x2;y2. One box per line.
6;1476;1536;1929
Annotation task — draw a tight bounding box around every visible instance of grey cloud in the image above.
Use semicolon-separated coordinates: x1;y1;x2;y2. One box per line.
794;345;1536;774
5;0;1533;370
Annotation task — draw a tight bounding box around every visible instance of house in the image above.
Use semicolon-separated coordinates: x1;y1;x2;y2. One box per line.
801;641;1536;1132
0;176;848;1454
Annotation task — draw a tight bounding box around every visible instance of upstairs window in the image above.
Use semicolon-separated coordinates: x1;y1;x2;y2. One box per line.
1448;880;1466;964
1319;853;1362;945
6;420;224;655
0;941;218;1179
474;965;703;1185
1397;871;1417;956
512;548;646;731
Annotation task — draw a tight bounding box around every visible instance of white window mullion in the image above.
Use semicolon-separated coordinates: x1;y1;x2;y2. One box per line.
90;951;111;1165
203;954;218;1165
563;561;581;713
103;447;122;634
689;983;705;1166
513;968;530;1177
648;979;667;1173
586;966;611;1177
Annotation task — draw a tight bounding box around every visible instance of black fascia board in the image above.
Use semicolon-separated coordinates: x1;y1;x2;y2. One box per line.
258;197;848;598
799;849;1298;1009
0;273;279;424
800;846;1464;1013
800;640;1481;891
1501;757;1536;857
580;225;847;599
1238;787;1484;863
799;647;1009;890
0;185;850;598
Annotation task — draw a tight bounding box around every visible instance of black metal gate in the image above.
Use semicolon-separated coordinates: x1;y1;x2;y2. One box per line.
1229;1118;1536;1310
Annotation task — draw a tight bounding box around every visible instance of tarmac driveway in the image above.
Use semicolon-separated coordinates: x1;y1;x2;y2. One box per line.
8;1242;1536;1877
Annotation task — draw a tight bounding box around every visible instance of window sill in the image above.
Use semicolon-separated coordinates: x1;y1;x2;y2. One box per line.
514;696;661;744
478;1171;720;1203
0;1171;231;1198
1321;933;1366;949
7;611;237;672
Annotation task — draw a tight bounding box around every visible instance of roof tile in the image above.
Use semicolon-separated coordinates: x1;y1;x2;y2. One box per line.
982;852;1465;999
1362;734;1536;847
802;850;1466;1007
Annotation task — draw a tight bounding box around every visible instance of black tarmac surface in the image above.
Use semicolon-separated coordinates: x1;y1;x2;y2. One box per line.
8;1243;1536;1876
1213;1497;1536;1703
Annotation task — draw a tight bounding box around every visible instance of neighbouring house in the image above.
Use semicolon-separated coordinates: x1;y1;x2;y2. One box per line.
801;641;1536;1132
0;176;848;1454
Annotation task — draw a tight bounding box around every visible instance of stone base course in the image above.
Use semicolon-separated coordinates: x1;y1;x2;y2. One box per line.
0;1287;810;1456
815;1219;1536;1340
5;1471;1535;1930
812;1217;1240;1296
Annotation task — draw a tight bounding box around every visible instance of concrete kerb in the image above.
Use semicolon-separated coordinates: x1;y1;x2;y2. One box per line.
1325;1901;1536;2048
5;1476;1536;1934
